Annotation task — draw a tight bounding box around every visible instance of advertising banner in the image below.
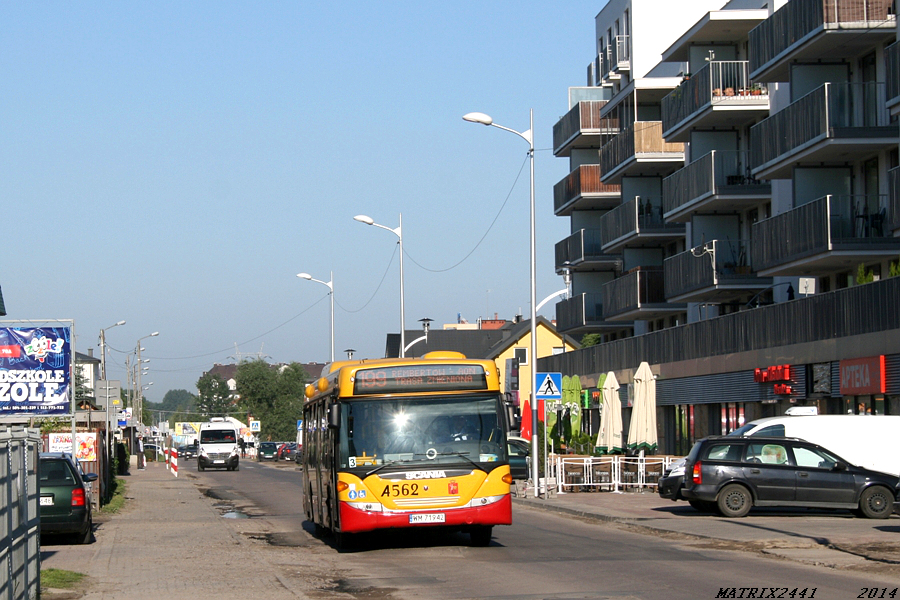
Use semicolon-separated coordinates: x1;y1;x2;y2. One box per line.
0;326;72;417
49;432;97;461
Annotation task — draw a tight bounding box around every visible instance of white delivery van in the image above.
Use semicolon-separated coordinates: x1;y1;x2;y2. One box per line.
197;418;240;471
730;413;900;476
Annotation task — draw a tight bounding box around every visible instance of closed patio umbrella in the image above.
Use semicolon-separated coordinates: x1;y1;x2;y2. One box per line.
596;371;622;454
627;362;658;454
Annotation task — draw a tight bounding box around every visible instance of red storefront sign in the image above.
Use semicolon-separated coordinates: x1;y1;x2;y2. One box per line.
754;364;791;383
839;356;885;395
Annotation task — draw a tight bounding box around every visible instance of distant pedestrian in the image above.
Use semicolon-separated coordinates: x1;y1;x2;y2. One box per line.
136;434;145;470
239;437;246;458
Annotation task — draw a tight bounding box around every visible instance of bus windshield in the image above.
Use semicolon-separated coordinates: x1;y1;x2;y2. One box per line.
340;395;507;470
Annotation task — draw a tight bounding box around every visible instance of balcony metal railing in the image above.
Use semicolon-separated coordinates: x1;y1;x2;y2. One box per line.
540;275;900;379
555;229;623;271
750;82;889;172
662;62;768;133
890;167;900;231
886;41;900;107
663;151;767;216
555;293;605;332
664;240;757;299
751;194;891;272
600;121;684;176
600;196;683;249
552;101;618;154
553;165;621;213
612;35;630;71
750;0;896;75
602;269;667;318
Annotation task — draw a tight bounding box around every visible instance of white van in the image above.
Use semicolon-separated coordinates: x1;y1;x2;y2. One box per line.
730;414;900;476
197;418;240;471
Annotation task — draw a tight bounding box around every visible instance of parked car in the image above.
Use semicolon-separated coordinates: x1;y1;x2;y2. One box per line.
294;444;303;464
657;457;686;501
257;441;278;461
681;436;900;518
507;436;530;480
39;452;98;544
278;442;298;461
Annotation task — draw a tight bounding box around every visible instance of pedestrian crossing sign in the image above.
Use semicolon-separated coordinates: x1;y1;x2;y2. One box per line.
535;372;563;399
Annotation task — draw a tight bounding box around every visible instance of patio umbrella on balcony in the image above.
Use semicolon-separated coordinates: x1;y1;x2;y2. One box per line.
627;362;658;454
595;372;622;454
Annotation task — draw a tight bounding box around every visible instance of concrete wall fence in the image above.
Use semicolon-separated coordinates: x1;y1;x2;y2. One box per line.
0;427;41;600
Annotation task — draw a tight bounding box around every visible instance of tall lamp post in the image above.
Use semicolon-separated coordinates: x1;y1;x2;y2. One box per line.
135;332;159;428
353;214;406;357
98;320;125;479
464;109;539;496
297;271;335;363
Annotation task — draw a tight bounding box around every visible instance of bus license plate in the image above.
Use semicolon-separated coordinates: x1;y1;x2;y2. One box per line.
409;513;445;524
40;496;53;506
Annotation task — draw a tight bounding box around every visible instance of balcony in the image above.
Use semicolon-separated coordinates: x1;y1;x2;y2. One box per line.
661;61;770;142
553;101;618;156
664;240;773;303
599;122;684;183
749;0;896;82
599;196;686;253
663;151;771;223
890;167;900;233
555;229;623;273
602;269;686;322
553;165;621;215
611;35;630;73
750;82;894;180
555;293;632;336
886;41;900;116
751;194;900;276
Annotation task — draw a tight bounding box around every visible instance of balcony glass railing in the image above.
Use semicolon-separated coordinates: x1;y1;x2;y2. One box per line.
552;101;618;154
603;269;666;318
553;165;621;212
600;196;684;248
750;82;889;171
751;194;891;272
663;151;766;215
662;62;768;132
555;229;623;271
750;0;896;74
613;35;630;70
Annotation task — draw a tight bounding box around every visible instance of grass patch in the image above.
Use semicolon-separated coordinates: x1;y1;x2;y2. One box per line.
101;478;127;514
41;568;86;589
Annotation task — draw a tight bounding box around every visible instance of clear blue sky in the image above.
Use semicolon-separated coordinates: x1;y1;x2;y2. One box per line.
2;1;606;402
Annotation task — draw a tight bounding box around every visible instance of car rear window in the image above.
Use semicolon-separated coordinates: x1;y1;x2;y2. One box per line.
704;443;743;462
41;460;75;485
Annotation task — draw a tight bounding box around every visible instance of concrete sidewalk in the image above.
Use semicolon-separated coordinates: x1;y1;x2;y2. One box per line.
513;487;900;570
40;462;312;599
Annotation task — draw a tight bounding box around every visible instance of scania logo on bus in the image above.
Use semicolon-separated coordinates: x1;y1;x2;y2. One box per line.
406;470;446;480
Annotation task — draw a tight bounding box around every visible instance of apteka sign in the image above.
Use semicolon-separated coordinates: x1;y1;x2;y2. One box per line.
0;327;72;416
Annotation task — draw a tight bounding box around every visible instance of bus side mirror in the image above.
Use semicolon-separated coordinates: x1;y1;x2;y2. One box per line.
506;405;517;432
328;403;341;429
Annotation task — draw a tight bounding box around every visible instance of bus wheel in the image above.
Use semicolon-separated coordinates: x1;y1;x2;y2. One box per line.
469;526;492;547
334;531;354;550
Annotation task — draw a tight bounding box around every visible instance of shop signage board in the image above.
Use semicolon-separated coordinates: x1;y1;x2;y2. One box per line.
840;355;885;396
0;324;73;417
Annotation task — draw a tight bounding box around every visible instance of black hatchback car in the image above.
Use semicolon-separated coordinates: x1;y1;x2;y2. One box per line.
39;452;98;543
681;436;900;518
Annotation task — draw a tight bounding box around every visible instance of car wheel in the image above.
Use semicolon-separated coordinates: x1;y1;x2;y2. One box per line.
75;515;92;544
717;484;752;518
858;486;893;519
198;463;204;472
688;500;716;513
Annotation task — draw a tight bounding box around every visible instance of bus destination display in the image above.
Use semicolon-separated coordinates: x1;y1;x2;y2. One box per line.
353;364;487;395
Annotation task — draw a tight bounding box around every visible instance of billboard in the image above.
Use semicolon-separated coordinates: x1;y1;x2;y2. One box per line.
0;326;72;417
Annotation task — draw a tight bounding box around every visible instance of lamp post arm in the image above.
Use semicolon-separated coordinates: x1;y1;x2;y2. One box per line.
536;289;569;313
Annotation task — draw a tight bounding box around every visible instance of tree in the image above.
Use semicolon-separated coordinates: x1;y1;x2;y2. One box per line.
235;360;307;441
580;333;603;348
196;373;233;418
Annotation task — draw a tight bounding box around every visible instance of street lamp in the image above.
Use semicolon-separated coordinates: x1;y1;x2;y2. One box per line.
464;109;539;496
135;332;159;426
98;320;125;472
297;272;335;363
354;214;406;357
98;320;125;380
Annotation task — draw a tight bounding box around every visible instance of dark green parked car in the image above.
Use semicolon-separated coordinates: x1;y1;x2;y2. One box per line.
257;441;278;461
39;452;97;544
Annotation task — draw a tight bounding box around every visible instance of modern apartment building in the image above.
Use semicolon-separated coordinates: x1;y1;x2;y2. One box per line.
542;0;900;455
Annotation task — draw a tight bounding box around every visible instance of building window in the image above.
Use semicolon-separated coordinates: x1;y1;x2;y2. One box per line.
514;347;528;366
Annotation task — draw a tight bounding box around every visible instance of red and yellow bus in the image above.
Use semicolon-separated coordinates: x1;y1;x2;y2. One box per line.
301;352;514;547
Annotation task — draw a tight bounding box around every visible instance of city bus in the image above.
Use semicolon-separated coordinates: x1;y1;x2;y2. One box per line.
301;352;514;547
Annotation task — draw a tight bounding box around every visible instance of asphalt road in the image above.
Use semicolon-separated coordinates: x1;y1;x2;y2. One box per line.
188;460;900;600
